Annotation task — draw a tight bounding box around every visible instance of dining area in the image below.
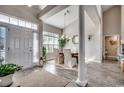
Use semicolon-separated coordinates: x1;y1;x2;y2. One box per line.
54;49;78;68
54;34;79;68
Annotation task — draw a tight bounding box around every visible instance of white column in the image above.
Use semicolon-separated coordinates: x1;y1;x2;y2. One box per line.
76;5;88;87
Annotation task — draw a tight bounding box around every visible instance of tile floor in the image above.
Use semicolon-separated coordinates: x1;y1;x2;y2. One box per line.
44;60;124;87
11;60;124;87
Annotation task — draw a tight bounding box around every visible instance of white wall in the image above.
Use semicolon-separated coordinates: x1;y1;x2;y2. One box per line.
63;6;102;63
85;5;102;63
63;19;79;52
43;23;62;35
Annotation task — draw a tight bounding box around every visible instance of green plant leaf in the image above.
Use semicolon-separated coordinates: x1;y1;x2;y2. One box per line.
0;64;23;77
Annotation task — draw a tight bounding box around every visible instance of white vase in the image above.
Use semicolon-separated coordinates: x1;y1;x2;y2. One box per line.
0;74;13;87
39;60;44;67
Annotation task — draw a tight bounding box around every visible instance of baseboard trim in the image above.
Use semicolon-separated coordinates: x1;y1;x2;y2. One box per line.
86;59;102;63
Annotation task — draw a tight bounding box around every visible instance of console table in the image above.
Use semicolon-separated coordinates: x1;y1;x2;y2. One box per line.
59;53;64;64
121;59;124;72
71;53;78;64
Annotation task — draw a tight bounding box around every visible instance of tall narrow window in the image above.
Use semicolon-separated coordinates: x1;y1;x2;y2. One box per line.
33;32;39;63
0;27;6;64
43;31;59;53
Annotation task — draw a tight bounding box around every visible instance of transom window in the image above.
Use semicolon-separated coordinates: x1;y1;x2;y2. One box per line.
0;13;38;30
43;31;59;53
10;17;18;25
0;14;9;23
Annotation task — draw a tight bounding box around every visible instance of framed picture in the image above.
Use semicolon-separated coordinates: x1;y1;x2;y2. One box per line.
72;35;79;44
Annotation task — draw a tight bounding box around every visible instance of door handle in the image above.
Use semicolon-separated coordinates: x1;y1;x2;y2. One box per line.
29;47;32;52
29;49;32;52
7;47;10;51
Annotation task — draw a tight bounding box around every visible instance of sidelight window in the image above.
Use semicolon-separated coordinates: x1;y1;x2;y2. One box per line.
0;27;6;64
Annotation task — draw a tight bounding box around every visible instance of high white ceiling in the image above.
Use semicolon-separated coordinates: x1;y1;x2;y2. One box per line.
42;5;114;29
32;5;47;11
43;5;78;29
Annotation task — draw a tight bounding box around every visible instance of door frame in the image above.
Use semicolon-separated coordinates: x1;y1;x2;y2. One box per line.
104;34;120;60
0;25;8;64
0;22;40;68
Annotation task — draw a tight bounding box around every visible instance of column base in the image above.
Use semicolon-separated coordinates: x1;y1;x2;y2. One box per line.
75;79;88;87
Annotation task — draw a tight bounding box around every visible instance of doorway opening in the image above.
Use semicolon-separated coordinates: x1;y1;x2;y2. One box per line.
104;35;120;62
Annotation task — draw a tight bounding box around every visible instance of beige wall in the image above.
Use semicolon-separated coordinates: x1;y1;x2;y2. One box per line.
0;5;40;23
103;6;121;35
43;23;62;35
103;6;121;58
121;6;124;42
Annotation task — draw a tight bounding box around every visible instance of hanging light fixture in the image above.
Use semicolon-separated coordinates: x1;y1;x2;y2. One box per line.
63;10;70;29
63;10;71;41
64;12;66;29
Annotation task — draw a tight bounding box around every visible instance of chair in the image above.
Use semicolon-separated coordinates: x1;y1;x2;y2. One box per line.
63;49;77;68
53;48;59;64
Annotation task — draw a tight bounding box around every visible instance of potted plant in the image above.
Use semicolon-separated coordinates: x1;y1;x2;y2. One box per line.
58;35;66;52
39;47;47;66
58;35;66;64
0;64;22;87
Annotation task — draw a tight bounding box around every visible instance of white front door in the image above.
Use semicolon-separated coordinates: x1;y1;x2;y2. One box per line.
6;27;33;68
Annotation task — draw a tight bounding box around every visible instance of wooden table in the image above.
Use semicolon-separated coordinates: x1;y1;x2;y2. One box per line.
121;60;124;72
59;52;78;64
71;53;78;64
59;53;64;64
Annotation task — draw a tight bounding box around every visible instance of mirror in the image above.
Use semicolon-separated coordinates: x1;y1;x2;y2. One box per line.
72;35;79;44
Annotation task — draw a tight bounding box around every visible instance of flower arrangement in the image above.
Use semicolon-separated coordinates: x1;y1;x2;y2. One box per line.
58;35;66;49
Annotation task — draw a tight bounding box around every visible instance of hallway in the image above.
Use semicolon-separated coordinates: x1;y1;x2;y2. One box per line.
11;60;124;87
45;62;124;87
44;61;124;87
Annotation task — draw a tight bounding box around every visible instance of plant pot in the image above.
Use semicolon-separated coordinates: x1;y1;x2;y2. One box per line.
39;60;44;67
0;74;13;87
